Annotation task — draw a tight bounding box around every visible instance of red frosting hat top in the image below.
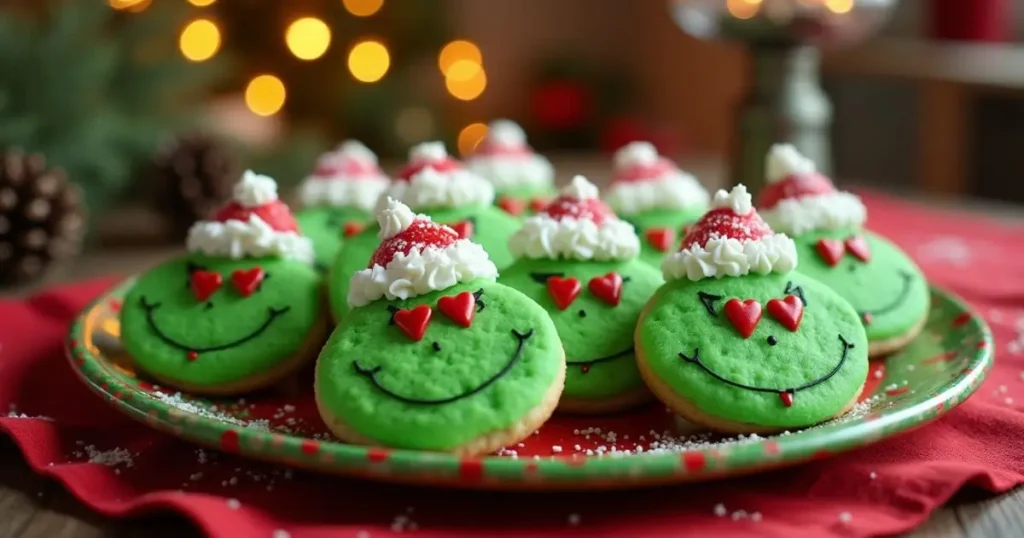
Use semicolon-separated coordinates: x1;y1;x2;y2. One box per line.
473;119;533;157
396;141;463;181
298;140;389;211
611;141;676;183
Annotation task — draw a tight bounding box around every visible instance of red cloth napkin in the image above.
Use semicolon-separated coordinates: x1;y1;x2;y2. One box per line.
4;191;1024;538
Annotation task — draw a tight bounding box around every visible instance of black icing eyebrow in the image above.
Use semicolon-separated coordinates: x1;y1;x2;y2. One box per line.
473;288;486;312
697;291;723;317
622;276;632;283
529;272;564;284
785;281;807;306
186;261;207;273
386;304;400;324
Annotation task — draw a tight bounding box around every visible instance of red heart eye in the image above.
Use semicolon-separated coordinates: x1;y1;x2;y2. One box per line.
816;238;844;267
437;292;476;328
845;235;871;262
393;305;432;341
645;228;675;253
547;276;581;310
447;220;473;240
190;270;223;302
231;267;265;297
498;196;526;216
767;295;804;332
723;298;762;338
588;272;623;306
343;221;365;237
529;198;552;213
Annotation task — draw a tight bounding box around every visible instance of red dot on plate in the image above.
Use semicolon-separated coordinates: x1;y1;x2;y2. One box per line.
952;313;972;327
366;447;390;463
763;441;780;456
459;458;484;480
220;430;240;453
682;451;706;472
109;299;122;312
70;339;79;348
977;340;988;349
300;439;319;455
810;450;832;461
524;462;539;474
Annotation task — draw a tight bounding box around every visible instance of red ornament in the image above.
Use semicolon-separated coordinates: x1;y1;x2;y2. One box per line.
343;221;365;238
530;80;590;130
816;238;845;267
446;220;474;240
779;391;794;407
723;298;762;339
845;235;871;262
547;276;581;311
231;267;265;297
588;272;623;306
437;291;476;328
190;270;222;302
393;305;432;341
498;196;526;216
645;228;675;253
767;295;804;332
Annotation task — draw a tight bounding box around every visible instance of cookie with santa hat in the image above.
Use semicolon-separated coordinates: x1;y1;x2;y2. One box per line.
465;119;557;216
327;141;521;320
635;184;868;433
120;170;327;396
315;198;564;456
603;141;709;267
294;140;390;272
499;175;663;413
756;144;928;356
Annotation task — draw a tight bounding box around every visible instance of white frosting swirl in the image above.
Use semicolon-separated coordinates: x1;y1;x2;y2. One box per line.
661;232;797;282
614;141;660;169
409;141;449;163
186;215;314;263
376;166;494;212
465;153;554;191
760;191;867;236
297;141;388;210
347;240;498;308
377;197;419;239
233;170;279;208
488;119;527;147
508;215;640;262
605;171;709;214
336;140;378;165
711;184;754;216
562;174;600;200
766;144;817;183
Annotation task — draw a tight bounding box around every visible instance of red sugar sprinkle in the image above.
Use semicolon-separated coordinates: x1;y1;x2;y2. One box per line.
682;451;706;472
367;447;391;462
300;439;319;455
952;313;972;327
756;172;836;210
681;208;772;251
369;219;459;268
542;196;614;225
396;158;462;181
458;458;484;480
220;430;240;453
213;200;299;232
613;158;674;183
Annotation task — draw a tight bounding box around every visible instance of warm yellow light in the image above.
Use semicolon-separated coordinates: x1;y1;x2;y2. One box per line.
109;0;151;12
343;0;384;17
245;75;287;117
446;67;487;101
438;40;482;76
824;0;853;14
179;19;221;62
188;0;217;6
286;18;332;61
446;59;482;82
726;0;760;19
457;123;488;157
348;40;390;83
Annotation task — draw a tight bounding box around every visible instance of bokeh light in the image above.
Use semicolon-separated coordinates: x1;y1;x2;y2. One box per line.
343;0;384;17
438;40;482;77
457;123;488;157
188;0;217;6
109;0;151;12
348;40;390;83
286;18;332;61
446;59;483;82
179;19;221;62
245;75;287;117
726;0;761;19
824;0;854;14
446;67;487;101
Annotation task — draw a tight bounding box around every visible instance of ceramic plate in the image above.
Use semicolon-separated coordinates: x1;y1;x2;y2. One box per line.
65;278;992;490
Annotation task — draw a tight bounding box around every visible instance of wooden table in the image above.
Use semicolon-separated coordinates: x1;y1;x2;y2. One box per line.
2;158;1023;537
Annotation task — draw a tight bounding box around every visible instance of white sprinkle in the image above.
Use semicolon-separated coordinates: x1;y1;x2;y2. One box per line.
568;513;581;526
838;512;853;524
227;498;241;510
190;472;204;481
552;445;563;453
751;512;762;522
869;472;877;480
714;503;727;517
1019;371;1024;381
731;510;747;521
1006;398;1014;406
283;404;296;412
999;385;1008;394
906;365;916;371
873;370;883;379
84;446;135;468
356;532;370;538
272;531;291;538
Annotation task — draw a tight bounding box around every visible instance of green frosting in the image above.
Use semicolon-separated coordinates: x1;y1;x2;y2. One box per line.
327;204;520;319
315;280;563;451
120;255;323;389
295;206;371;272
620;207;706;267
499;258;662;402
792;228;929;342
637;272;869;428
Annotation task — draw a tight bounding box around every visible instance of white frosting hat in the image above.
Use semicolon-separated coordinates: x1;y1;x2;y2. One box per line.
378;141;495;212
756;144;867;236
604;141;709;215
297;140;390;211
186;171;314;263
508;175;640;262
661;184;797;282
465;120;555;191
347;198;498;308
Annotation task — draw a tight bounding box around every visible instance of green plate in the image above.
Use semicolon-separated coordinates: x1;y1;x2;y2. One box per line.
66;278;992;490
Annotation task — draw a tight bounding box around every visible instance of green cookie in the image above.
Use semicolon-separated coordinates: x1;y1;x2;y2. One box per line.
792;228;929;346
499;258;662;411
636;272;869;431
121;255;324;394
327;204;520;319
621;207;706;267
315;280;563;452
295;206;370;273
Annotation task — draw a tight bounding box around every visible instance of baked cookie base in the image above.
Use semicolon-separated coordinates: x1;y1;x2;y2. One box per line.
556;386;654;415
868;314;927;358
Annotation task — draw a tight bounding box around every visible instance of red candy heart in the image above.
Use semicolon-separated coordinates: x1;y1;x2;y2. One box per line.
767;295;804;332
779;391;794;407
437;291;476;328
845;235;871;262
723;298;762;339
588;272;623;306
645;228;675;253
343;221;365;238
816;238;845;266
447;220;474;240
497;196;525;216
393;305;432;341
529;197;551;213
190;270;222;302
231;267;265;297
547;276;581;311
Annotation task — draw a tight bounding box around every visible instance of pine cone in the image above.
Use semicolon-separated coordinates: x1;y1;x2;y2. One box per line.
153;133;239;236
0;150;85;286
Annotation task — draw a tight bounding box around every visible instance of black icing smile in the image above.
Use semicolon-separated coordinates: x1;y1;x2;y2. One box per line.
859;270;914;319
353;328;533;405
567;347;634;374
139;296;290;353
678;334;854;402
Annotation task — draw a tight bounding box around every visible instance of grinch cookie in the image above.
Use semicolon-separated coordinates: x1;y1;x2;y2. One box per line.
294;141;389;272
121;171;327;395
500;176;661;413
756;144;929;356
465;119;557;217
604;142;709;267
316;199;564;455
636;185;869;434
327;141;521;320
